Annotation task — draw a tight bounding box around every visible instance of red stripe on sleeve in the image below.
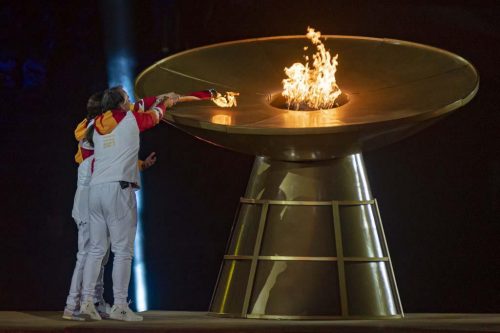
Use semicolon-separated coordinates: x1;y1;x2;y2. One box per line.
81;147;94;160
155;103;166;114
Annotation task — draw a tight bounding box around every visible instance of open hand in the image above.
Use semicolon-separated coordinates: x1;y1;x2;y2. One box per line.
157;92;180;106
142;152;157;170
163;97;176;108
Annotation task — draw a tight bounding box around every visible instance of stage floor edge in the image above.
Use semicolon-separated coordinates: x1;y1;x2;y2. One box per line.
0;311;498;332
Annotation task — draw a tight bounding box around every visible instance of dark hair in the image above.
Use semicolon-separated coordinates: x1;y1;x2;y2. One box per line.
100;86;125;112
86;91;104;120
86;86;126;146
85;91;105;146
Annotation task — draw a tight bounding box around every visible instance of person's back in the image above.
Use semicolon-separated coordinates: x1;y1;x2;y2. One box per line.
64;92;111;321
91;111;140;186
80;86;172;322
90;88;167;187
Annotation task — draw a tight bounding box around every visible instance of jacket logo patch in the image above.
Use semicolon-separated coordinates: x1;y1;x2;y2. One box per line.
103;134;115;148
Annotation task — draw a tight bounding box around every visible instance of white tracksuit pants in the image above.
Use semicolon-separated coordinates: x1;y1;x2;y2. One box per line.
82;182;137;306
65;219;110;310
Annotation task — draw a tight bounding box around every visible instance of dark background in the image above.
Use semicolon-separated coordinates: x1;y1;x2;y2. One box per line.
0;0;498;313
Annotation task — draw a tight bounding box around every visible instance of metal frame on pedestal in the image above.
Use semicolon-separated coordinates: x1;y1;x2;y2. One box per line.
210;197;403;320
206;154;404;319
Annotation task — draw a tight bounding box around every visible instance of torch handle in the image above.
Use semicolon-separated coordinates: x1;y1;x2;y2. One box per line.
177;95;203;103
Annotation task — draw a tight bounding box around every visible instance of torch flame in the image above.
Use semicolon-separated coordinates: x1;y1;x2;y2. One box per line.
282;27;342;110
212;91;239;108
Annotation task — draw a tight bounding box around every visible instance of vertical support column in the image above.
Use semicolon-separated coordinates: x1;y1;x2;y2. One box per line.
332;201;349;317
209;202;243;312
242;203;269;316
374;200;404;316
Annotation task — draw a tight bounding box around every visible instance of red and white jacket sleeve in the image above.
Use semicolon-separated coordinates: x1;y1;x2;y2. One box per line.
132;96;158;112
132;102;166;132
188;90;213;100
129;90;212;132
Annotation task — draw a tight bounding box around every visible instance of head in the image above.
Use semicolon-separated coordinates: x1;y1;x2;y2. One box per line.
85;90;107;147
86;91;104;120
101;86;131;112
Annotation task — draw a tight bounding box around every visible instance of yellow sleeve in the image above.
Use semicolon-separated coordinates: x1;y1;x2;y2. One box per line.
138;160;144;171
74;119;88;141
74;145;83;164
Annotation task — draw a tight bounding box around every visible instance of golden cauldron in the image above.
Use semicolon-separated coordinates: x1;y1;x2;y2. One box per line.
135;36;478;319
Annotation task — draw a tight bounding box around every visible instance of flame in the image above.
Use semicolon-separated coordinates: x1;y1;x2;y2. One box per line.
282;27;342;110
212;91;239;108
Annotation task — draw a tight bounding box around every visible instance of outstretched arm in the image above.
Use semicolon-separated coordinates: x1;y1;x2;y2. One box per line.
157;89;214;103
132;95;178;132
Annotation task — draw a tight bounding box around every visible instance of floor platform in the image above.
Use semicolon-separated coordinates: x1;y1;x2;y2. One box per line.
0;311;499;333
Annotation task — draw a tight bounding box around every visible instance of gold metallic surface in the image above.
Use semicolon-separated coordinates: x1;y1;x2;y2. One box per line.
208;312;403;320
242;203;269;316
240;198;375;206
136;35;478;161
209;155;402;318
375;199;404;316
136;36;477;319
223;255;389;261
245;314;404;320
333;202;349;316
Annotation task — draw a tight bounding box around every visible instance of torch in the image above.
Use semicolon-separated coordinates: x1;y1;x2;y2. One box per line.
155;89;239;108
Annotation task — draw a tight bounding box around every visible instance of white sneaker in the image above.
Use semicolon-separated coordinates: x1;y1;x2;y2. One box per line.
62;307;85;321
96;301;111;319
80;300;102;321
109;304;143;321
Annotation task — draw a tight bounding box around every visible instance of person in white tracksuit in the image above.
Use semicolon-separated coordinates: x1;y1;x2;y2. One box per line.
63;92;110;321
80;86;176;321
64;91;158;321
